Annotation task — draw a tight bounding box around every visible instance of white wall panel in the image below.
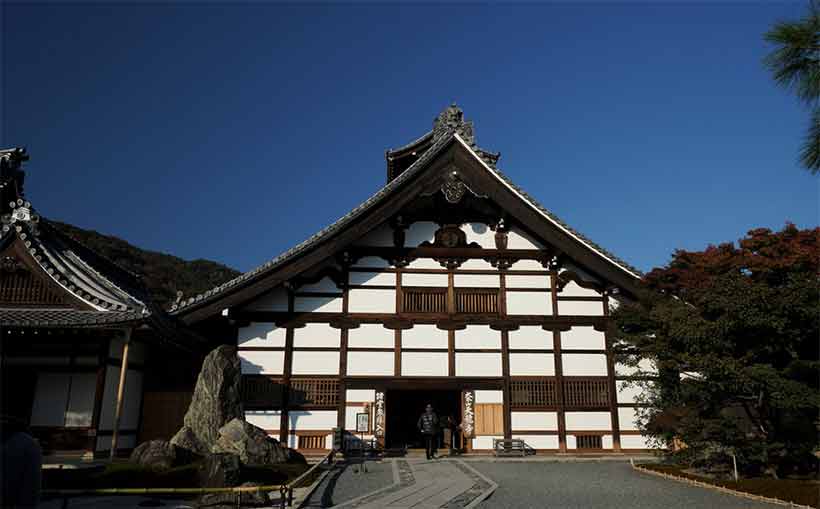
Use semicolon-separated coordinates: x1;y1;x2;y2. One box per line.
462;223;495;247
453;274;499;288
472;436;502;449
615;359;658;376
560;280;601;298
558;300;604;316
566;435;577;449
616;381;647;404
243;287;288;312
402;273;448;287
505;275;550;289
30;373;70;426
299;277;339;293
514;435;559;449
511;412;558;431
240;351;284;375
458;259;493;270
238;322;286;348
455;353;501;377
620;434;653;449
292;351;339;375
293;323;340;348
346;389;376;402
345;407;364;430
565;412;611;431
405;258;442;269
348;324;394;348
348;289;395;313
245;410;282;430
402;325;447;349
294;296;342;313
509;260;547;271
401;352;447;376
474;390;503;404
561;354;608;376
509;353;555;375
508;326;551;350
455;326;500;349
288;410;337;430
349;271;395;286
602;435;614;449
506;291;551;315
618;408;641;431
561;326;606;351
352;256;392;269
507;228;544;249
347;352;394;376
404;222;438;247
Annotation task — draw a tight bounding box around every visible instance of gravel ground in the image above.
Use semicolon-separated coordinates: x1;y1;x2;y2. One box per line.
470;462;780;509
301;459;394;508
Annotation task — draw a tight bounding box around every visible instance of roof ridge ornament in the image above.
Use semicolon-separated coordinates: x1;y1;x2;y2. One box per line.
433;103;475;146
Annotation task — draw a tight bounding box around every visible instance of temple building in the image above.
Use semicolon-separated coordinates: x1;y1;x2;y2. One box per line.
0;148;204;458
172;106;653;454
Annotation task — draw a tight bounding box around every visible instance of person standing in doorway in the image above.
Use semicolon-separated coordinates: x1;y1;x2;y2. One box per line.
417;404;439;460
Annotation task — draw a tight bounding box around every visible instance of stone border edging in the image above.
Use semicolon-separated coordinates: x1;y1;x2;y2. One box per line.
455;460;499;509
630;459;815;509
327;459;407;509
293;466;333;508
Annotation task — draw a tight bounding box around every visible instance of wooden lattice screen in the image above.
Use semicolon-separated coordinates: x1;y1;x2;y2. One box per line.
0;267;66;306
289;378;339;407
455;288;499;314
297;434;328;450
563;379;610;408
576;435;603;449
510;379;558;408
401;287;447;313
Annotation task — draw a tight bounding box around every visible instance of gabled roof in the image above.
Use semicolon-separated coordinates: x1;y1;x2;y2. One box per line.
172;106;642;321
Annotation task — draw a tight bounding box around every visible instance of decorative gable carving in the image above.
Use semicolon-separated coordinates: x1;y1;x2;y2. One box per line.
0;254;69;307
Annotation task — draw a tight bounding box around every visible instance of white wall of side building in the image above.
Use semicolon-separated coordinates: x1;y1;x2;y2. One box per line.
514;435;559;450
348;324;394;348
239;350;284;375
347;352;394;376
508;326;551;350
561;353;608;376
509;353;555;375
560;326;606;350
293;323;340;348
511;412;558;431
455;353;501;377
238;322;286;348
455;326;500;349
564;412;611;431
402;325;447;349
401;352;448;376
506;291;552;315
348;289;396;313
291;351;339;375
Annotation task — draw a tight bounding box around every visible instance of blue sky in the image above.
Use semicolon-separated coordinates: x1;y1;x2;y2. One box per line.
3;2;817;274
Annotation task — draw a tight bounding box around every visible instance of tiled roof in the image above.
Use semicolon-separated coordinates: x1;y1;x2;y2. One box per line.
0;308;146;327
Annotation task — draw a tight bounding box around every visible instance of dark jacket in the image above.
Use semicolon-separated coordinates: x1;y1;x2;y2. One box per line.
417;411;439;435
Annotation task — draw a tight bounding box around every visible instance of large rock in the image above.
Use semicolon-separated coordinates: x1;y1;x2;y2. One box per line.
171;345;243;455
198;453;242;488
212;419;289;466
129;440;178;471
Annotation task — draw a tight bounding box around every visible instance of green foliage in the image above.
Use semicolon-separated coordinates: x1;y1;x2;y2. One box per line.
51;220;240;309
612;224;820;477
764;1;820;173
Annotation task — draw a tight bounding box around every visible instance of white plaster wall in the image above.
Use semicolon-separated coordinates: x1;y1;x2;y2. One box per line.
401;352;447;376
510;260;547;271
288;410;338;430
347;352;394;376
239;350;284;375
99;367;143;430
505;275;550;289
294;296;343;313
514;435;559;449
291;351;340;375
560;280;601;298
346;389;375;402
348;289;395;313
602;435;614;449
245;410;282;430
345;407;366;430
509;353;555;375
299;277;339;293
472;436;502;449
243;287;288;312
620;434;653;449
506;291;552;315
453;274;499;288
618;408;641;431
238;322;286;348
402;325;447;349
402;273;448;287
65;373;96;427
558;300;604;316
615;359;658;376
293;323;340;348
564;412;611;431
566;435;577;449
458;259;493;270
462;223;495;247
352;256;392;269
404;222;438;247
455;353;501;377
30;373;70;426
561;354;608;376
507;228;544;249
96;434;136;452
455;325;500;349
404;258;442;270
508;326;551;350
561;326;606;351
511;412;558;431
349;271;395;286
355;224;394;247
474;390;503;404
616;381;646;404
348;324;394;348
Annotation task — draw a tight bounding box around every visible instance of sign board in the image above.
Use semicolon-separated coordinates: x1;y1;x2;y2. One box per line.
356;412;369;433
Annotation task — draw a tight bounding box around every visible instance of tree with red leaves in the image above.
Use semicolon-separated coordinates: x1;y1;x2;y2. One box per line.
613;224;819;477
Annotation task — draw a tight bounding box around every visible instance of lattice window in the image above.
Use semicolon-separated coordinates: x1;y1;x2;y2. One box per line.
576;435;603;449
297;434;328;450
289;378;339;407
563;379;610;408
455;288;498;314
0;264;66;306
401;287;447;313
241;376;284;409
510;379;558;408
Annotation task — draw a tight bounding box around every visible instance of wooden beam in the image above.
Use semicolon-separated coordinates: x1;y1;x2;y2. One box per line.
109;328;131;460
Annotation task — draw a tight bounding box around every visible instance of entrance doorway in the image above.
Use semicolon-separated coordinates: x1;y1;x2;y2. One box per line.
385;389;461;450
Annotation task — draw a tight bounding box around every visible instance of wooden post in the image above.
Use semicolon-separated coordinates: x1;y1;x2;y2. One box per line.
110;329;131;460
